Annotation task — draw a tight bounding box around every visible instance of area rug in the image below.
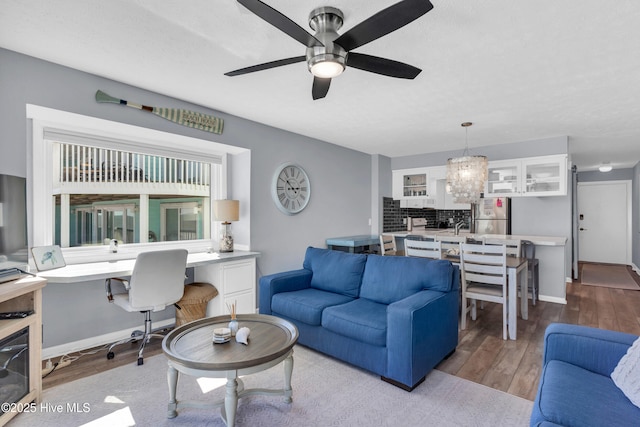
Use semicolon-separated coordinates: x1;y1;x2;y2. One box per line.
581;263;640;291
10;346;532;427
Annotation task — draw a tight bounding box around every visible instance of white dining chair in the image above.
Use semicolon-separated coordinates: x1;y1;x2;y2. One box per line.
483;237;526;312
459;243;509;340
405;239;442;259
484;237;521;258
379;234;398;256
435;234;466;253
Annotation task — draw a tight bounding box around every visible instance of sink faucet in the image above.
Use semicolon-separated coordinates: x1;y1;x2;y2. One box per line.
455;220;465;236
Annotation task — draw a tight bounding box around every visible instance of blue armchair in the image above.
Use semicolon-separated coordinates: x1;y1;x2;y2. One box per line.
531;323;640;426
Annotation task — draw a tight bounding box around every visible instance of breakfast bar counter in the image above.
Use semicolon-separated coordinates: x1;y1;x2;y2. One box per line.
389;230;567;247
394;230;568;304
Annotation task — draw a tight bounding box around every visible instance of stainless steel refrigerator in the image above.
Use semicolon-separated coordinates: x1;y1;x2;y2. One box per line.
472;197;511;235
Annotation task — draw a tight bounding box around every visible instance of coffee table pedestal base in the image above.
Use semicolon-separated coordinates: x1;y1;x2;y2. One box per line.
167;350;294;426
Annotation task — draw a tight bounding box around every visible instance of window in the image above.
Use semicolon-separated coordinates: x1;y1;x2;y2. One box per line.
51;141;213;248
28;105;248;264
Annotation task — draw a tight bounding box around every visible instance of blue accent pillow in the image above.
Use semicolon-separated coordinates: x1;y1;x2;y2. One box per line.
303;247;367;298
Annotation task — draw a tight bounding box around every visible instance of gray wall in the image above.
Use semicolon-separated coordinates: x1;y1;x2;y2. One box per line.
578;168;634;182
1;48;372;348
371;154;392;235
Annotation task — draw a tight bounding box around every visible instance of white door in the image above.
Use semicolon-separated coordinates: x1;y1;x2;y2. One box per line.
577;181;631;264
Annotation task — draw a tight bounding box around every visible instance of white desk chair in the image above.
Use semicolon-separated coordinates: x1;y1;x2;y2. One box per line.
459;243;509;340
105;249;188;365
405;239;442;259
379;234;398;256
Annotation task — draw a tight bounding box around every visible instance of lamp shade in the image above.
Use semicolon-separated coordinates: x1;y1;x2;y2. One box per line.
213;200;239;222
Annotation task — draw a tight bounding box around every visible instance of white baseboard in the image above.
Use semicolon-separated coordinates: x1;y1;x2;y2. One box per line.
41;318;175;360
632;263;639;274
538;295;567;305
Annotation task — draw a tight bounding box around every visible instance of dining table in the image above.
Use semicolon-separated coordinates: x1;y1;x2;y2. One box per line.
444;253;529;340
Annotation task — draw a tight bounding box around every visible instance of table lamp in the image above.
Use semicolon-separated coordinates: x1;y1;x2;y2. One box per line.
214;200;239;252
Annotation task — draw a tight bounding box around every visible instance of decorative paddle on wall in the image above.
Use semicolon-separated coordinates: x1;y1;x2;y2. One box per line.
95;90;224;134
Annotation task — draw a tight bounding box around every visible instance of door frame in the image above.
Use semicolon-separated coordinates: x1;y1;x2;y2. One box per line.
577;180;632;265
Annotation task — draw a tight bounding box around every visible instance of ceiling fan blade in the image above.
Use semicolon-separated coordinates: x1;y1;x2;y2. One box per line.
312;77;331;100
346;52;421;79
225;56;306;76
334;0;433;51
237;0;323;48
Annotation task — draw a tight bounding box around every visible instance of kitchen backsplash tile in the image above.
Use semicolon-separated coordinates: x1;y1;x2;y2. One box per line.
382;197;471;232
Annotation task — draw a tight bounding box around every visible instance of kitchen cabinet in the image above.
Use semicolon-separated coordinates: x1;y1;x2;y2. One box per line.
392;168;436;205
485;155;567;197
400;198;436;208
428;166;470;210
393;168;428;199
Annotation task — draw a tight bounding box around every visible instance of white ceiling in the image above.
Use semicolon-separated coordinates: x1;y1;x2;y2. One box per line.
2;0;640;171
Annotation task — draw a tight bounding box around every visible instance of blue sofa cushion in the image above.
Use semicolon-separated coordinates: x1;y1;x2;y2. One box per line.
322;298;387;347
303;247;367;298
535;360;640;426
360;254;454;305
271;288;354;326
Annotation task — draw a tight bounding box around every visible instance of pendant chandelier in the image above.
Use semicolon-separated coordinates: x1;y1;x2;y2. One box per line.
446;122;488;204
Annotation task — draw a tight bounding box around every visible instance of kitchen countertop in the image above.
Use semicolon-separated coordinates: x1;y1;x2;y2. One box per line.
391;230;567;246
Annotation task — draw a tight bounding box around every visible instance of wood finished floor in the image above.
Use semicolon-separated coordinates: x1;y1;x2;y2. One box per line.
43;262;640;401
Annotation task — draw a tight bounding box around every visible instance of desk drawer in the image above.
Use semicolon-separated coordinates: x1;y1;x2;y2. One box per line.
222;260;255;294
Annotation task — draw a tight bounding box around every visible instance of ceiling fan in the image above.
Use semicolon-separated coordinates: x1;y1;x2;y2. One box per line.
225;0;434;100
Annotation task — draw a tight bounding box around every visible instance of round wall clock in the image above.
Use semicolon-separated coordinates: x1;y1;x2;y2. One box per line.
271;162;311;215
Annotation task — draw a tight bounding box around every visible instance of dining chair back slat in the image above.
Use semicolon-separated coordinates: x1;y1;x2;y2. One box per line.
379;234;398;256
405;239;442;259
484;237;521;257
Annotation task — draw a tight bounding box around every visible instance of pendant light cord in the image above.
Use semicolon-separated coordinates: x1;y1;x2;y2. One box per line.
461;122;472;156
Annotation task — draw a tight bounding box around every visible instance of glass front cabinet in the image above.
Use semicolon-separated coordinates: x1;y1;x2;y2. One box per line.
393;168;436;207
485;154;568;197
392;168;429;199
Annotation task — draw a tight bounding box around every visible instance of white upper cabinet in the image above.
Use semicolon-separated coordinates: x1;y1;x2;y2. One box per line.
485;154;567;197
392;168;429;200
429;166;469;210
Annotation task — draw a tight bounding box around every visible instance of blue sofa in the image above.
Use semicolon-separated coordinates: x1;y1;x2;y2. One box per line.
259;246;460;391
531;323;640;426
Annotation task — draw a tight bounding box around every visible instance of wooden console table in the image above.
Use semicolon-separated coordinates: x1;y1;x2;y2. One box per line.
0;276;46;426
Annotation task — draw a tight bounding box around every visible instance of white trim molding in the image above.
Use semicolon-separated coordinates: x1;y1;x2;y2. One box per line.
26;104;250;264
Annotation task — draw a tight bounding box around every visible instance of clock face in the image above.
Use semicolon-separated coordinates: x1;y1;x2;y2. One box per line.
272;163;310;215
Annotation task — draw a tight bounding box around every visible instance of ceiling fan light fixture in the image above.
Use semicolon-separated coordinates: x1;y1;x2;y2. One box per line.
308;54;345;78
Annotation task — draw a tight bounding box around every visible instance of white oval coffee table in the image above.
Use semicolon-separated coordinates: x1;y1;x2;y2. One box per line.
162;313;298;426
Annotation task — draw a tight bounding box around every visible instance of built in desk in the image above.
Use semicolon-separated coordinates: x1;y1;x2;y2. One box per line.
35;251;260;357
37;251;260;284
